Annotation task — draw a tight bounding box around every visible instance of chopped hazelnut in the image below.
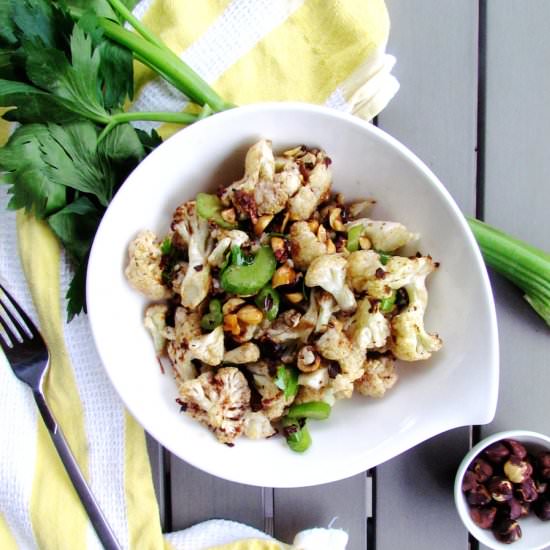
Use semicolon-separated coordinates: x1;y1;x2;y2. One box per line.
487;476;513;502
466;484;492;506
492;518;522;544
220;207;237;224
533;497;550;521
483;442;510;465
504;456;533;483
470;457;493;482
285;292;304;304
504;439;528;460
272;263;297;288
470;506;497;529
515;478;538;503
328;207;346;231
254;214;274;236
297;345;321;373
236;305;264;325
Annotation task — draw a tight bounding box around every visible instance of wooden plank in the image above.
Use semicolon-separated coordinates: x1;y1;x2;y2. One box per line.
169;457;265;532
480;1;550;547
375;1;479;548
273;474;368;549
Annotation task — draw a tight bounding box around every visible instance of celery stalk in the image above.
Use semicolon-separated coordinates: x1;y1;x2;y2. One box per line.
468;217;550;326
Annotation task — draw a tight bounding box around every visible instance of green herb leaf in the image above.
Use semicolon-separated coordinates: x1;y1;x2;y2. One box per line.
275;365;299;400
47;196;102;263
66;259;88;322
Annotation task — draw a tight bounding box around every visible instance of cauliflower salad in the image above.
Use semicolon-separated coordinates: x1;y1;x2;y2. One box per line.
125;140;443;452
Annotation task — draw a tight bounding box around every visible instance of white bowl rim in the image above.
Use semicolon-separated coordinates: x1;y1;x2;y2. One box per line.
454;429;550;550
87;101;500;487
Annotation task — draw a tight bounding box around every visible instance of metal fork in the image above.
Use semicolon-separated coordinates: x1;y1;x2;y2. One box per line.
0;284;122;550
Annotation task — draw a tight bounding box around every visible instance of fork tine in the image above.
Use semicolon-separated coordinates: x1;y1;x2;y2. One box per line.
0;284;37;339
0;306;21;348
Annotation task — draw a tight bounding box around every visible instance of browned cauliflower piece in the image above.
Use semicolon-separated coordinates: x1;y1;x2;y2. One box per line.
243;411;276;439
178;367;251;444
288;149;332;221
354;356;398;398
167;307;202;384
144;304;174;355
223;343;260;364
125;230;171;300
346;250;384;294
171;201;213;308
315;325;364;382
246;362;292;420
346;218;418;252
289;221;329;271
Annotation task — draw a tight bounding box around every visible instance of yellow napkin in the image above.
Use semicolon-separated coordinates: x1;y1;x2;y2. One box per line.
0;1;395;548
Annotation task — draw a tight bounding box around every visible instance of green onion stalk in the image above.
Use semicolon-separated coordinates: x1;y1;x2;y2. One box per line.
468;218;550;327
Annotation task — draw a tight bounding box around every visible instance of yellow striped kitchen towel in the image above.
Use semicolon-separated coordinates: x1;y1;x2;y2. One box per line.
0;1;397;548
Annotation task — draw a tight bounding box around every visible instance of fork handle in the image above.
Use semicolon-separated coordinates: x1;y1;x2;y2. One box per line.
34;392;122;550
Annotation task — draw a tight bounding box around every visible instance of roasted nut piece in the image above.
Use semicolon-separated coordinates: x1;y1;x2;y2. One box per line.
504;439;528;460
492;518;522;544
285;292;304;304
538;452;550;479
223;298;246;315
533;497;550;521
272;263;297;288
515;478;539;503
223;313;241;336
504;456;533;483
483;442;510;465
502;498;524;521
466;484;492;506
469;506;497;529
328;207;346;231
470;457;493;482
254;214;274;236
487;476;513;502
462;470;479;492
221;207;237;225
236;305;264;325
297;345;321;373
270;236;287;260
359;235;372;250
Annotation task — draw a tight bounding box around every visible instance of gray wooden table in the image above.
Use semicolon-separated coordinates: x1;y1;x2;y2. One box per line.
147;1;550;547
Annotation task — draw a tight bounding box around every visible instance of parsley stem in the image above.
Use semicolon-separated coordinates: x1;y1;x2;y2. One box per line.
105;0;169;54
97;18;229;112
97;111;201;142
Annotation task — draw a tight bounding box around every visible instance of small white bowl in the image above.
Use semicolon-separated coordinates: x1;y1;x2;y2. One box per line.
87;102;499;487
454;430;550;550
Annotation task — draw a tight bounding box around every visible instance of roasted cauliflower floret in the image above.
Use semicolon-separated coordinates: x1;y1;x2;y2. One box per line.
355;356;398;398
143;304;173;355
346;218;418;252
390;259;442;361
207;229;250;267
246;362;291;420
288;150;332;221
223;342;260;364
178;367;251;444
305;254;356;312
167;307;201;384
171;201;214;308
188;326;225;366
243;411;276;439
314;291;339;333
330;373;355;400
346;298;390;352
366;255;437;300
266;300;317;344
298;367;329;390
125;230;171;300
289;221;329;271
315;326;364;381
346;250;384;294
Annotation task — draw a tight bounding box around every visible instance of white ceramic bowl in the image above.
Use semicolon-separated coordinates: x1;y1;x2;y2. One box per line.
87;102;499;488
454;430;550;550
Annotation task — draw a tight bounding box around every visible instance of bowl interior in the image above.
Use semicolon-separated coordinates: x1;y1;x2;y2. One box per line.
454;431;550;550
87;102;498;487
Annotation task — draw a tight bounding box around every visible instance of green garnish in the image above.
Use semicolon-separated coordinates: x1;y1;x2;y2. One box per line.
377;251;392;265
346;224;364;252
221;246;277;295
255;285;280;321
274;365;299;400
200;299;223;331
196;192;236;229
282;418;311;453
379;291;396;313
160;237;172;256
0;0;231;320
286;401;331;421
468;217;550;326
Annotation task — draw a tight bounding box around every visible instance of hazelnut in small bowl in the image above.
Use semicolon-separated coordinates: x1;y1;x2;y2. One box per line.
454;430;550;549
